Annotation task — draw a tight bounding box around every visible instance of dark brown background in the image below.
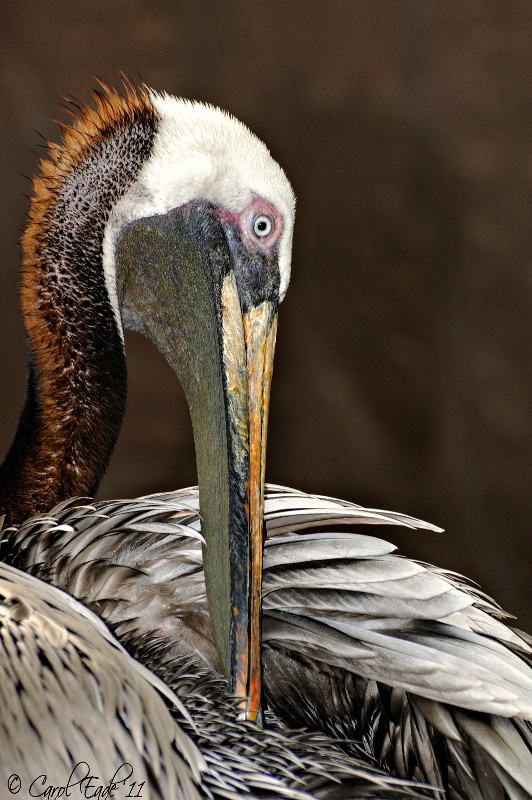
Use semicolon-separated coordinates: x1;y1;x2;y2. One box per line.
1;2;530;628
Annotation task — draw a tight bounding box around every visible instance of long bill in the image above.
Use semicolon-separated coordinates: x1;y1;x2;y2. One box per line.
114;201;278;721
222;278;277;718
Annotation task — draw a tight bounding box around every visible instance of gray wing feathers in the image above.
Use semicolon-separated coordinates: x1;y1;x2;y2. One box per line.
7;484;532;798
258;488;532;721
0;564;206;800
263;611;532;717
259;486;532;796
454;713;532;799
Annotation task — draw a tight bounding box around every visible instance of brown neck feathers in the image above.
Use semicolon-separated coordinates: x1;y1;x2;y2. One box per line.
0;81;157;528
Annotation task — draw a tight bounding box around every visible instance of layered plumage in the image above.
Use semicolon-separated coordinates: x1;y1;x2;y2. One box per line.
6;486;532;799
0;561;206;800
0;518;429;800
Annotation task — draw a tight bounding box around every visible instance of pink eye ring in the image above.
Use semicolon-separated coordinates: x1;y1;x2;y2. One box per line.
240;197;282;246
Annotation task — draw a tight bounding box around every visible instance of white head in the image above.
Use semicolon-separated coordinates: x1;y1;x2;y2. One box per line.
103;91;296;325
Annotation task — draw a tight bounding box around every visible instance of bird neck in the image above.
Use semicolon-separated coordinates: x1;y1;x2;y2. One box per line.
0;345;126;529
0;180;129;530
0;84;156;527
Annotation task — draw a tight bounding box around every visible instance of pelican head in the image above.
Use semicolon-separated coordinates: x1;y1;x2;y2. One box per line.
11;82;295;720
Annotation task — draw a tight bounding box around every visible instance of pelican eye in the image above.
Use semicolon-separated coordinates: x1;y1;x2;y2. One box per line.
253;214;274;238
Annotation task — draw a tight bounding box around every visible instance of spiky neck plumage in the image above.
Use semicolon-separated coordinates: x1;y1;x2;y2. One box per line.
0;84;157;528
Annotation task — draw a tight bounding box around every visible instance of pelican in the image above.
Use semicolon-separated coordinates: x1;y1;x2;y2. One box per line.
0;80;432;800
1;81;531;799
